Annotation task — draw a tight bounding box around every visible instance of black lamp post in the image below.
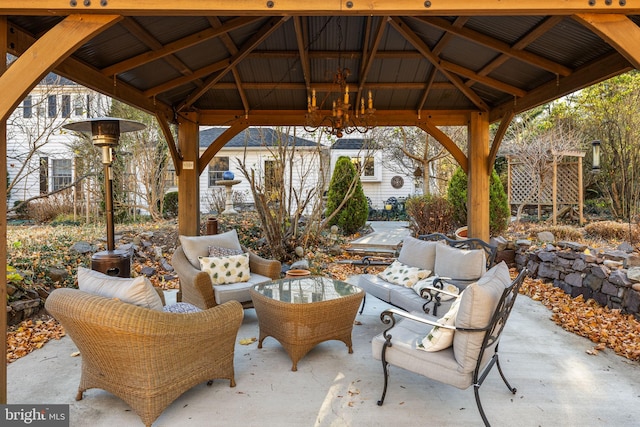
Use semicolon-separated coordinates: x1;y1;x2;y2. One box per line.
63;118;145;276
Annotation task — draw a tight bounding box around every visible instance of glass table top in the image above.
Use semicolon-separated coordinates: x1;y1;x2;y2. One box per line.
252;276;362;304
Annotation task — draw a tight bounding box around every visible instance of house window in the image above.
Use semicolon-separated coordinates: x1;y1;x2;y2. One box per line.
39;157;48;194
51;158;72;191
47;95;57;118
74;96;84;116
61;95;71;118
351;156;377;180
208;156;229;186
23;96;32;118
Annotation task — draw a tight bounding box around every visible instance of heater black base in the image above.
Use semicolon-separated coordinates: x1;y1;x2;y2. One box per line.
91;249;132;278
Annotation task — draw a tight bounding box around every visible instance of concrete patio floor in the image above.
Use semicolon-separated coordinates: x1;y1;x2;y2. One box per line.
8;285;640;426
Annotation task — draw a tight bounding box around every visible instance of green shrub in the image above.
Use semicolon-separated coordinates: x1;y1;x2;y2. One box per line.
404;195;454;236
163;191;179;218
447;167;510;235
325;156;368;235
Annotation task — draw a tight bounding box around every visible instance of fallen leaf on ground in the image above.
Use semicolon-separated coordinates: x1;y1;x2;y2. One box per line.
239;337;257;345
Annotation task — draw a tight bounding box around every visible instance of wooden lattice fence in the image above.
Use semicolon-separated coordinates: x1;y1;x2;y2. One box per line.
507;151;585;224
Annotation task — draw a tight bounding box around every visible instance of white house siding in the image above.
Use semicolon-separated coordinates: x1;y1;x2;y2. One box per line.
164;145;328;215
329;146;418;210
7;79;111;208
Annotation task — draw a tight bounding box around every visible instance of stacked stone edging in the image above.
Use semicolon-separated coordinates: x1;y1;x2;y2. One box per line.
513;239;640;318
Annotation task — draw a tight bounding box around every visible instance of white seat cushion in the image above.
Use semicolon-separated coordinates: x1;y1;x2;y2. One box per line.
214;272;272;304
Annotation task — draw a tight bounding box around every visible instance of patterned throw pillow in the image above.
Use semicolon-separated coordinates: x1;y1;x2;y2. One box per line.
418;296;461;352
377;260;431;287
163;302;202;313
208;246;244;257
199;253;251;285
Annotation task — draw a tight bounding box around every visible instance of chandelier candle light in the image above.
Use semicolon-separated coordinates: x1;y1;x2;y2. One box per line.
305;68;376;138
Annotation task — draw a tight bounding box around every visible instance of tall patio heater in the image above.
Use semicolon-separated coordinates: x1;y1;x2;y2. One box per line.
63;118;146;277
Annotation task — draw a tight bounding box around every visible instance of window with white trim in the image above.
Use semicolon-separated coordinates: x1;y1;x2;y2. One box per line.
351;155;380;181
51;158;72;191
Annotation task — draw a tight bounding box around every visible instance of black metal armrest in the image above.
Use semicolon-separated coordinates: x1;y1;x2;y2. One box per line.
379;308;454;335
359;256;394;273
419;285;460;300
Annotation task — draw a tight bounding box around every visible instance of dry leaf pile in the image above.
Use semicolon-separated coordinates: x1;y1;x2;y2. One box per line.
6;318;65;363
519;276;640;361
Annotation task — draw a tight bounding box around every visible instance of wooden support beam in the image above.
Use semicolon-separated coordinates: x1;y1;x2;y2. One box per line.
101;16;261;76
389;17;489;111
467;112;490;242
473;16;564;81
155;113;182;175
415;16;571;76
356;17;386;113
179;16;288;111
0;1;637;15
199;120;249;172
7;20;172;118
177;112;201;236
199;109;472;126
488;109;514;170
418;121;468;173
293;16;311;91
574;13;640;70
0;14;122;121
489;51;632;122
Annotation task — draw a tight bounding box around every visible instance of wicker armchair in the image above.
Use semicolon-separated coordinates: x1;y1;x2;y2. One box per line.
45;288;243;427
172;245;281;310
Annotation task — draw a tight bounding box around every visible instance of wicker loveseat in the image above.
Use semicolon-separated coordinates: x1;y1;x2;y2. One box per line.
45;288;243;427
172;229;282;310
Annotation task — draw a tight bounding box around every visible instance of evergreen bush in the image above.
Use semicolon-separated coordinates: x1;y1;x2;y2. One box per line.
163;191;179;218
325;156;368;235
447;167;510;235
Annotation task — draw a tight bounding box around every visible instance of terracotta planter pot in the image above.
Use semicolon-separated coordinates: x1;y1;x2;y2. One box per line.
285;269;311;278
455;226;468;240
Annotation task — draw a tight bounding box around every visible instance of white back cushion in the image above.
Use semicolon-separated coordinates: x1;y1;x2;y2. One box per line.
398;236;437;271
77;267;163;311
434;244;486;281
453;262;511;372
179;229;242;269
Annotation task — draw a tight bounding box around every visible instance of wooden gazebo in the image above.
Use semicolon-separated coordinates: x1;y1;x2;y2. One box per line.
1;2;640;400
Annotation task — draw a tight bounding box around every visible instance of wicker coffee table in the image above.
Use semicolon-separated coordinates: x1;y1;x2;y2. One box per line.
250;276;364;371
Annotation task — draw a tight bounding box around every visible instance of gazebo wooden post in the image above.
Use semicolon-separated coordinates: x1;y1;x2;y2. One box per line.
0;16;7;404
177;112;201;237
467;112;490;242
0;14;120;404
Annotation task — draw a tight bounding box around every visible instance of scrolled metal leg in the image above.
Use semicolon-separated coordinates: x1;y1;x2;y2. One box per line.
377;335;392;406
496;355;517;394
359;293;366;315
474;384;491;427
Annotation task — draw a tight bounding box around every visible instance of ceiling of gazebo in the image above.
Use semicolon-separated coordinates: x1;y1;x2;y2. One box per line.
3;5;640;126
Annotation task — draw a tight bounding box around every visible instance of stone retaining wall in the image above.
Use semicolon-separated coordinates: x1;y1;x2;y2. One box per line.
512;240;640;318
